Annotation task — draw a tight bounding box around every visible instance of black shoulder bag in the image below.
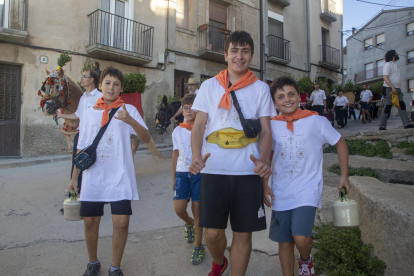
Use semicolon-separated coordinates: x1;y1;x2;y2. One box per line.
230;91;261;138
74;107;120;171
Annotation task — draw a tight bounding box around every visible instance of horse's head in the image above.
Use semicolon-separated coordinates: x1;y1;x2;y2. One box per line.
38;68;72;116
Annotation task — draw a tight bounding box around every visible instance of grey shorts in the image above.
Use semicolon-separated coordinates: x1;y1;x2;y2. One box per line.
269;206;316;243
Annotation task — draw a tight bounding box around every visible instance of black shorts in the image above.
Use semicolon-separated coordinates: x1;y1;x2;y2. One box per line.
199;174;266;232
80;200;132;217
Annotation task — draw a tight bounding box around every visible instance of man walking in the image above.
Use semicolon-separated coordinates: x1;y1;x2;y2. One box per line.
309;82;327;115
379;50;413;130
357;85;373;123
55;70;102;194
190;31;275;276
170;78;199;122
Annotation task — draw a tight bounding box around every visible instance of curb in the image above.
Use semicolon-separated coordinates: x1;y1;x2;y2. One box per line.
0;144;173;170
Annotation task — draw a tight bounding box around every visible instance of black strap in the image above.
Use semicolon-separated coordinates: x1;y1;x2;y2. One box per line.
228;82;247;125
90;107;121;148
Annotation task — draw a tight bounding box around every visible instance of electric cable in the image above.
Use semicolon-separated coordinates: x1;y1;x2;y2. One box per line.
356;0;413;8
344;33;408;57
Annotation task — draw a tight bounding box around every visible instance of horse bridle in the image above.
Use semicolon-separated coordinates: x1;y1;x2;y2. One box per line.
39;71;71;113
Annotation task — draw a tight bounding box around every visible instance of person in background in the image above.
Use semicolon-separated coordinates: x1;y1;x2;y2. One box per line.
357;85;373;123
170;78;199;122
332;90;349;129
309;82;326;116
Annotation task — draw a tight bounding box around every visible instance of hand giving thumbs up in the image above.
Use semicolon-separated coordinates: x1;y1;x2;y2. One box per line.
114;103;133;125
250;154;272;178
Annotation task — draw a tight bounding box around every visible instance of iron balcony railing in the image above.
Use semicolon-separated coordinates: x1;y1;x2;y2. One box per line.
321;0;336;15
87;9;154;57
319;45;340;67
198;24;230;53
355;66;384;83
267;35;290;62
0;0;27;31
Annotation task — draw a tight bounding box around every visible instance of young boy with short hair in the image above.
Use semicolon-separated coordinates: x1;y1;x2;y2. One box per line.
172;93;206;265
263;77;351;276
68;66;151;276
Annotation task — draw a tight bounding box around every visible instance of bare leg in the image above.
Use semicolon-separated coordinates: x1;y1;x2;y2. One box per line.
174;200;192;225
112;215;130;268
230;232;252;276
84;216;101;262
192;201;203;247
279;242;295;276
293;235;313;260
205;228;227;265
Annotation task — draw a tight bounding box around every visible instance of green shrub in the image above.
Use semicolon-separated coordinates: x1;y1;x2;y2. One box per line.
396;141;413;148
123;72;147;94
404;147;414;156
375;140;393;159
324;140;392;159
323;145;337;153
328;163;379;179
314;222;386;276
297;75;314;96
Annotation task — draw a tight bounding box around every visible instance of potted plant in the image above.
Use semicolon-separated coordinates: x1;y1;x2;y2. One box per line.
120;72;147;118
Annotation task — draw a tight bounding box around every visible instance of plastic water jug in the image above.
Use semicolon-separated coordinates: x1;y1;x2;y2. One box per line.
332;188;359;227
63;190;83;221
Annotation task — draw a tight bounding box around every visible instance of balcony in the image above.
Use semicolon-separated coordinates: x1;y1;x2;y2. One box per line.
268;0;290;7
320;0;337;23
354;66;383;84
198;24;230;63
0;0;28;43
267;35;290;65
86;10;154;65
318;45;340;70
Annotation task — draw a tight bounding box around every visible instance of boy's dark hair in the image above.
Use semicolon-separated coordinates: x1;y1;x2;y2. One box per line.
269;77;300;102
181;93;196;106
84;69;99;89
385;50;396;62
224;31;254;55
100;66;124;87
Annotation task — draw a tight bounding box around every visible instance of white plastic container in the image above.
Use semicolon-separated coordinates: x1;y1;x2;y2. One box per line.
63;190;83;221
332;188;360;227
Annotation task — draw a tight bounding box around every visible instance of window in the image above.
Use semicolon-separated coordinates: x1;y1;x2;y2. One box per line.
408;51;414;64
365;62;373;79
409;79;414;92
176;0;189;29
407;22;414;36
376;59;385;76
376;33;385;46
364;38;373;50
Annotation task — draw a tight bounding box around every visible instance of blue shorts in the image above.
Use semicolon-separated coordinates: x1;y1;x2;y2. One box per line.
269;206;316;243
360;102;370;111
174;172;201;202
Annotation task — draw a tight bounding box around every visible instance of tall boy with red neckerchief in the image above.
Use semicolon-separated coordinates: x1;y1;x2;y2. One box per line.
190;31;276;276
263;77;350;276
68;66;151;276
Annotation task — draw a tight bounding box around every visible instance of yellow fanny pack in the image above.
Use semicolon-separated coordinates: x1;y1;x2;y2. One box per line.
206;128;257;149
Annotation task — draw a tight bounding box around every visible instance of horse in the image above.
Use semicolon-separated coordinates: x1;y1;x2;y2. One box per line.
38;67;83;154
37;67;142;156
154;95;183;135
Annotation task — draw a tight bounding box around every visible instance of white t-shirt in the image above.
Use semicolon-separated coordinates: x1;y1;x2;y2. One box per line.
270;116;341;211
192;77;277;175
360;90;373;102
383;61;401;88
309;90;326;106
333;96;349;107
77;104;147;202
74;88;103;121
172;126;206;172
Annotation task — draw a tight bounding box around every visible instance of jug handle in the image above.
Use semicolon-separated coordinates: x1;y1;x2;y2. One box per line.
339;187;349;202
70;189;77;202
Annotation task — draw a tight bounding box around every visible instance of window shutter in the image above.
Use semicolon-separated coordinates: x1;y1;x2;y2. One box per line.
376;33;385;44
409;79;414;91
364;38;373;49
376;59;385;68
365;63;373;71
408;51;414;59
101;0;110;12
407;22;414;33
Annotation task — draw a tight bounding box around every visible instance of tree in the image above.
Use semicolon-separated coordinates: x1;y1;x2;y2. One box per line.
368;81;383;95
343;79;355;93
297;76;314;95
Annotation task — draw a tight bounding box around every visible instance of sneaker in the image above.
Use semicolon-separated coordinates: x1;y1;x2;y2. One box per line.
298;256;315;276
108;268;124;276
191;246;206;265
83;262;101;276
379;127;387;130
404;124;414;129
208;256;228;276
362;120;366;124
185;218;195;243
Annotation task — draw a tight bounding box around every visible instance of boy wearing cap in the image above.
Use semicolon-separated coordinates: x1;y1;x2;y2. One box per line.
190;31;276;276
264;77;350;276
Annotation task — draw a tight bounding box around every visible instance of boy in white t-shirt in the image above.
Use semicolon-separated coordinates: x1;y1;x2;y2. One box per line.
172;93;206;265
68;67;151;276
263;77;351;276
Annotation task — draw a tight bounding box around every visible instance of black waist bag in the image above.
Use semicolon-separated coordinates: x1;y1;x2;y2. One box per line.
74;107;120;171
230;91;261;138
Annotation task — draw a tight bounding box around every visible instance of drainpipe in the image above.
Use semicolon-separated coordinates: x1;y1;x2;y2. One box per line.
341;17;344;85
259;0;264;81
306;0;310;78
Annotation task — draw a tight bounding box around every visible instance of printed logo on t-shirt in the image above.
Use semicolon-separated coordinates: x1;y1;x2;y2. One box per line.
278;133;306;179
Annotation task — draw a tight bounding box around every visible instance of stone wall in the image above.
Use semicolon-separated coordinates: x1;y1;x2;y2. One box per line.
348;176;414;275
342;128;414;146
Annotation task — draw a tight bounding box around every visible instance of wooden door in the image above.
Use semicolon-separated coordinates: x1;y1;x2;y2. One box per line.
0;64;21;156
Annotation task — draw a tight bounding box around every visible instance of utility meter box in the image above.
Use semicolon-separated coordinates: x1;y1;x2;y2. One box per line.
157;53;165;64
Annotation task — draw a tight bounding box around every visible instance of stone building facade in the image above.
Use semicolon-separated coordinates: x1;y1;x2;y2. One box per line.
343;8;414;112
0;0;343;157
